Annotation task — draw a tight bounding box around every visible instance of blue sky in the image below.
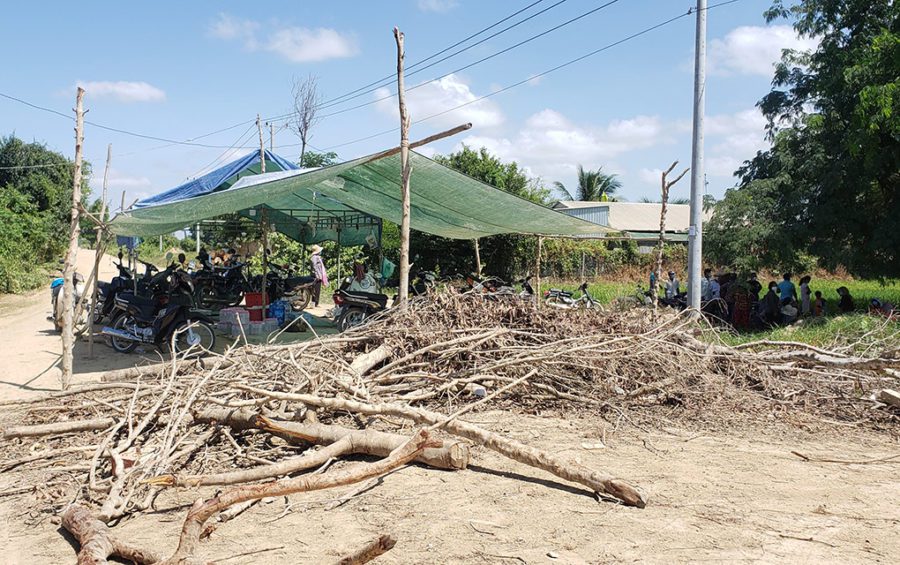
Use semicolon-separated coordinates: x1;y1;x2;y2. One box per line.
0;0;813;209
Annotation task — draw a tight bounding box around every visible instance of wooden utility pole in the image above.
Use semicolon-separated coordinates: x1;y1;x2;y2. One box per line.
60;87;85;390
473;239;482;277
651;161;689;308
257;114;266;174
394;27;412;307
535;236;543;308
88;143;111;357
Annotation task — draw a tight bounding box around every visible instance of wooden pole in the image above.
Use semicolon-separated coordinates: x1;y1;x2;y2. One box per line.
394;27;412;307
473;239;482;277
261;208;269;309
652;162;689;309
257;114;266;174
535;236;542;309
363;122;471;164
88;144;111;357
581;251;586;281
61;87;85;390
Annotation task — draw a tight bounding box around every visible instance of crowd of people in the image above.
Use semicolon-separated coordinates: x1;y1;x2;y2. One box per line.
649;269;888;329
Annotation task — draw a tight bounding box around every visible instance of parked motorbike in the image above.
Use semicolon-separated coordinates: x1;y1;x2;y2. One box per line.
102;263;216;355
50;270;87;333
544;282;600;309
94;252;136;324
259;259;317;311
191;256;249;310
332;276;390;332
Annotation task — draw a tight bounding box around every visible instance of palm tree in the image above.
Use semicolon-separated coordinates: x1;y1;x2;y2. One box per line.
554;165;622;201
639;196;690;204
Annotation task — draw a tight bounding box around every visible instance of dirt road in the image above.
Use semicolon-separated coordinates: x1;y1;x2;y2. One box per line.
0;258;897;563
0;250;166;401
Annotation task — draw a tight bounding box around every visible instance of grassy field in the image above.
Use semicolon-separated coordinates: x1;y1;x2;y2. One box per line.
540;277;900;350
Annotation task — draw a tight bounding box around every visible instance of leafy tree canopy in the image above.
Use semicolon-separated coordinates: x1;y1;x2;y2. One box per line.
299;150;339;169
708;0;899;277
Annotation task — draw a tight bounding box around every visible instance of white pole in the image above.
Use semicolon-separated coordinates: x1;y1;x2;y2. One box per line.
196;223;200;254
687;0;707;312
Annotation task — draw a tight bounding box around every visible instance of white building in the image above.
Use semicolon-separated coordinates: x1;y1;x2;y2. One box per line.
552;201;691;253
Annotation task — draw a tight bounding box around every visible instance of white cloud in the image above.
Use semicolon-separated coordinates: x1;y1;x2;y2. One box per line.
709;25;818;77
418;0;458;13
267;27;358;62
209;13;357;63
705;108;769;178
374;74;504;128
638;168;663;185
457;109;670;186
77;81;166;103
107;170;152;189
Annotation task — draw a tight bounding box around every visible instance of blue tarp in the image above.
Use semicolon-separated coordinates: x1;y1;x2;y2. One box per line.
133;150;299;209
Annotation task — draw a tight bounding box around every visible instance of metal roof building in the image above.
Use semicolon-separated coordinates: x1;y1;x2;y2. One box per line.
552;201;691;251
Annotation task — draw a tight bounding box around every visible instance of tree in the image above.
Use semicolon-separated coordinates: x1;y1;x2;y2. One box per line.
638;196;690;204
291;74;321;165
0;135;91;291
709;0;899;277
554;165;622;201
299;150;338;169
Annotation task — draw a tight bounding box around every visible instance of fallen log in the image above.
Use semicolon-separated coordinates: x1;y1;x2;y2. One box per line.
235;386;647;508
194;407;469;470
153;429;437;564
0;383;141;407
154;408;466;486
2;417;115;439
61;504;160;565
878;389;900;408
100;357;235;383
336;534;397;565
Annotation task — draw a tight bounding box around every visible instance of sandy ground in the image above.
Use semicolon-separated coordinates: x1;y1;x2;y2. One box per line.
1;255;898;563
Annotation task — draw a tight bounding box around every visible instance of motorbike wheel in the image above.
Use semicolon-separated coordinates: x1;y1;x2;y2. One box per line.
172;321;216;356
290;288;312;311
337;307;367;332
544;296;566;308
92;301;105;324
109;315;138;354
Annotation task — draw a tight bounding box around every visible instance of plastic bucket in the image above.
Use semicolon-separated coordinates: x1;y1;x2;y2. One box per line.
245;292;265;322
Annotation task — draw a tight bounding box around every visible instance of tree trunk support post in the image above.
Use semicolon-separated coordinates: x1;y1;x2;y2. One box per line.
257;114;266;174
652;162;688;308
394;27;412;308
536;236;543;309
88;143;111;358
61;87;85;390
474;238;481;277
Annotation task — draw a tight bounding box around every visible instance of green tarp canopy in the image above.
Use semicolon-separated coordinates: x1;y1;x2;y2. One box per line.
110;150;611;242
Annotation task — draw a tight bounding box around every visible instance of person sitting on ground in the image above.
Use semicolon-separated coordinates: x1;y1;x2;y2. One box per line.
747;273;762;302
760;281;781;326
869;298;896;317
837;286;855;313
778;272;797;306
814;290;827;316
665;271;680;300
708;274;721;300
799;275;812;316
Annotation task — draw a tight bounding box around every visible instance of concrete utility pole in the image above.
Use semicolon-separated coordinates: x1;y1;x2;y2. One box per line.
61;87;85;390
687;0;707;312
256;114;266;174
269;122;274;151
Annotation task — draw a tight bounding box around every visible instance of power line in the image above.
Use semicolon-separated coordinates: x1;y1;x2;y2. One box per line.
265;0;621;125
318;1;739;153
185;123;258;180
285;0;556;113
0;162;72;170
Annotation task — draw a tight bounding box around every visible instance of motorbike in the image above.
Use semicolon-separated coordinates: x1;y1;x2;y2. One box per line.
94;252;137;324
258;259;317;311
102;263;216;355
50;270;87;333
191;255;249;310
332;276;390;332
544;282;600;310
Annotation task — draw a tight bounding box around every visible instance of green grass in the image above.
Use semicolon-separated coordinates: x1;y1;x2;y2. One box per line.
539;277;900;350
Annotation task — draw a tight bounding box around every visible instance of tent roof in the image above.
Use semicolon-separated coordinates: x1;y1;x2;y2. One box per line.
110;150;610;240
133;150;300;209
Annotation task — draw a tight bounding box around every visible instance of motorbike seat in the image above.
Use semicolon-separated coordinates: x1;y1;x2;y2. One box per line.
549;288;572;297
340;290;388;309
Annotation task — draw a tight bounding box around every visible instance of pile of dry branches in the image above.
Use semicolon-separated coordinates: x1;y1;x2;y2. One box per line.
1;293;897;563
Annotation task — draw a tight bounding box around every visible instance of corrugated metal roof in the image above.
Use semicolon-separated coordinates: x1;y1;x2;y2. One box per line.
553;201;691;232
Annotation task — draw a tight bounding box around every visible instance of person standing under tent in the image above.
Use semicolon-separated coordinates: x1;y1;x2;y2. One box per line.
310;244;329;308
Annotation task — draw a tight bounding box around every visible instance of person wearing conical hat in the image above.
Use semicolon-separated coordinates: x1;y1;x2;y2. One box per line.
309;244;328;307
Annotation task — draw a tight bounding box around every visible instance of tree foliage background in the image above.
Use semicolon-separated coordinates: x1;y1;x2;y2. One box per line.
0;136;92;292
706;0;899;277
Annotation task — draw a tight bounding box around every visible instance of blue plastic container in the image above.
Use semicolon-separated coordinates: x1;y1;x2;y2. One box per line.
268;300;287;325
